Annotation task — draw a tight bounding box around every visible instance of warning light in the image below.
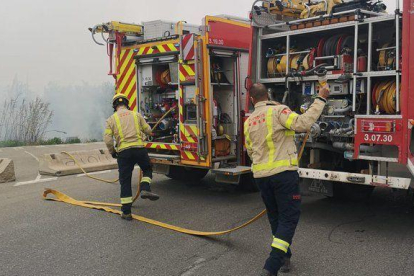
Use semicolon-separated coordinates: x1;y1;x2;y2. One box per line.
362;121;394;133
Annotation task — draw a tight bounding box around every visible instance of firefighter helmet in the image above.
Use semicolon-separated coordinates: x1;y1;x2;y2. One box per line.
112;93;129;110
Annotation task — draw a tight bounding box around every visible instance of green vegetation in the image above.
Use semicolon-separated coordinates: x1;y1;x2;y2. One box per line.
0;140;26;148
0;137;102;148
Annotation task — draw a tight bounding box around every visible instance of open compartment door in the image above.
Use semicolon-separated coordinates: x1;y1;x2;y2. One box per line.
179;34;209;166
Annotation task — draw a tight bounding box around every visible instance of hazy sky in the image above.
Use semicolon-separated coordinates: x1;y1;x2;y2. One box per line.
0;0;401;92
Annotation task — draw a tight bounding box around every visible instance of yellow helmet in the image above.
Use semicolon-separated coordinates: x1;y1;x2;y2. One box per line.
112;93;129;109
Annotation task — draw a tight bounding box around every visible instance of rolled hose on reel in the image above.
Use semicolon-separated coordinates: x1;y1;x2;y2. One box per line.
267;48;315;77
377;42;400;71
372;81;400;114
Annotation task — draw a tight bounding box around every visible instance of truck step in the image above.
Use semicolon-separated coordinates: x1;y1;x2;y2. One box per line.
212;166;251;176
148;153;180;160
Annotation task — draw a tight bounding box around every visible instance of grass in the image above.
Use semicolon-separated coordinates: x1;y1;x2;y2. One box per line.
0;137;101;148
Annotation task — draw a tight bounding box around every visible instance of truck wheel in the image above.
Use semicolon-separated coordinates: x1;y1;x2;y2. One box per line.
166;166;209;181
239;173;260;193
332;183;374;202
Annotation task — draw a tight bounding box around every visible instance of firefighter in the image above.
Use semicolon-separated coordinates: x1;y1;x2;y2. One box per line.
104;94;160;221
244;83;329;276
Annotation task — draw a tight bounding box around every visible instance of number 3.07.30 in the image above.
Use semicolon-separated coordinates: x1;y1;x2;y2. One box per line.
364;134;393;143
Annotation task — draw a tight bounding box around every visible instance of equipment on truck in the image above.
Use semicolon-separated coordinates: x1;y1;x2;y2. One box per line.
248;0;413;199
91;15;257;189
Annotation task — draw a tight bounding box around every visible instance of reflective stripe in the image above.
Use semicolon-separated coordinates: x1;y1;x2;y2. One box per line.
252;158;298;172
121;197;133;204
113;113;124;140
271;237;290;253
265;108;275;165
119;141;143;150
244;120;252;151
114;112;144;152
285;112;299;129
105;128;112;135
141;177;152;183
132;113;141;141
284;130;295;136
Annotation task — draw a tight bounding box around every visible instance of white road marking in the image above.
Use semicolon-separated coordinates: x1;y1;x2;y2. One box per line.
14;175;58;187
180;258;206;276
35;145;45;148
13;147;23;150
76;170;112;177
25;151;39;162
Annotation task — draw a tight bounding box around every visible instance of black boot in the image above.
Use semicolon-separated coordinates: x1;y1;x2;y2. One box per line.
140;190;160;201
280;257;291;273
121;213;132;221
260;269;276;276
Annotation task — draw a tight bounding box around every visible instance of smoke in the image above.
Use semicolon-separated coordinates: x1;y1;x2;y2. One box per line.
43;81;114;140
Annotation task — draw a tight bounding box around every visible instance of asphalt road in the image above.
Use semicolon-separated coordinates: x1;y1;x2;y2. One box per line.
1;143;414;276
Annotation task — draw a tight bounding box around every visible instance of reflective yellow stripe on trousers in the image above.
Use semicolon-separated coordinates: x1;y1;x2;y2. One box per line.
272;237;290;253
121;197;133;204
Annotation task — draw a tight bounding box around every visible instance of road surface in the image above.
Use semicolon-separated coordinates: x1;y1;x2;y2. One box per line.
1;143;414;276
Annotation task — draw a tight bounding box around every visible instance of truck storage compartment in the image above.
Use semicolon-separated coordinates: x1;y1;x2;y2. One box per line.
138;58;180;147
210;54;238;160
250;6;412;191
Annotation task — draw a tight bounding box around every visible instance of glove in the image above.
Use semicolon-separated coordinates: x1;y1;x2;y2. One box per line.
111;152;118;159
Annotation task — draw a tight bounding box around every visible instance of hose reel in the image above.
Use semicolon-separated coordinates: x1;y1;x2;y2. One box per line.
372;80;400;114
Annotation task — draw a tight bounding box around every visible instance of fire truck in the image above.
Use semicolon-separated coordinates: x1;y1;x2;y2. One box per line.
90;16;258;190
248;0;413;199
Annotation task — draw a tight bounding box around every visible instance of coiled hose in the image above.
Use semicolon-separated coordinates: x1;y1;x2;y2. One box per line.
372;81;400;114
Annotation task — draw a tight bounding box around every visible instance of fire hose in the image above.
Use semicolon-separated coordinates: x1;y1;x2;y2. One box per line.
43;116;310;237
372;80;400;114
42;150;266;235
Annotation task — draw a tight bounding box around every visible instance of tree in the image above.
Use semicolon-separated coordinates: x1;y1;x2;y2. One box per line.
0;78;53;144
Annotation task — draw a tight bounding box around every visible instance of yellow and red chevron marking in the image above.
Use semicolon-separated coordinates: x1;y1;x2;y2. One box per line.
179;87;185;138
179;63;195;82
182;125;198;143
145;143;180;151
181;151;197;161
136;43;179;56
116;49;138;111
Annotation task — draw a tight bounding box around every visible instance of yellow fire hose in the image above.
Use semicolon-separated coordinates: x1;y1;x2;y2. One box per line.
43;151;266;236
43;116;310;236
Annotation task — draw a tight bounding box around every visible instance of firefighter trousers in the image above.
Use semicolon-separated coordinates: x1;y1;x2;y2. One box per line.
117;147;153;214
255;170;301;275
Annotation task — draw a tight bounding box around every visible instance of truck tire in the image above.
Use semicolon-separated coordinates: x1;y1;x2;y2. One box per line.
166;166;209;182
239;173;260;193
332;183;374;202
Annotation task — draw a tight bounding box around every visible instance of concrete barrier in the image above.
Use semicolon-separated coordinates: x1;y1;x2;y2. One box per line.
39;149;118;176
0;158;16;183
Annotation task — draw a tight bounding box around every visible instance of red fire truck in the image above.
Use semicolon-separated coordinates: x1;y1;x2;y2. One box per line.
247;0;413;199
91;16;259;190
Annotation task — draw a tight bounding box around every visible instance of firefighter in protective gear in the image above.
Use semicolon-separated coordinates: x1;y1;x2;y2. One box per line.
245;83;329;276
104;93;160;221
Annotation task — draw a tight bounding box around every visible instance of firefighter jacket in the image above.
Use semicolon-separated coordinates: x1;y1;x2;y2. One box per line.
244;98;326;178
104;106;152;154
